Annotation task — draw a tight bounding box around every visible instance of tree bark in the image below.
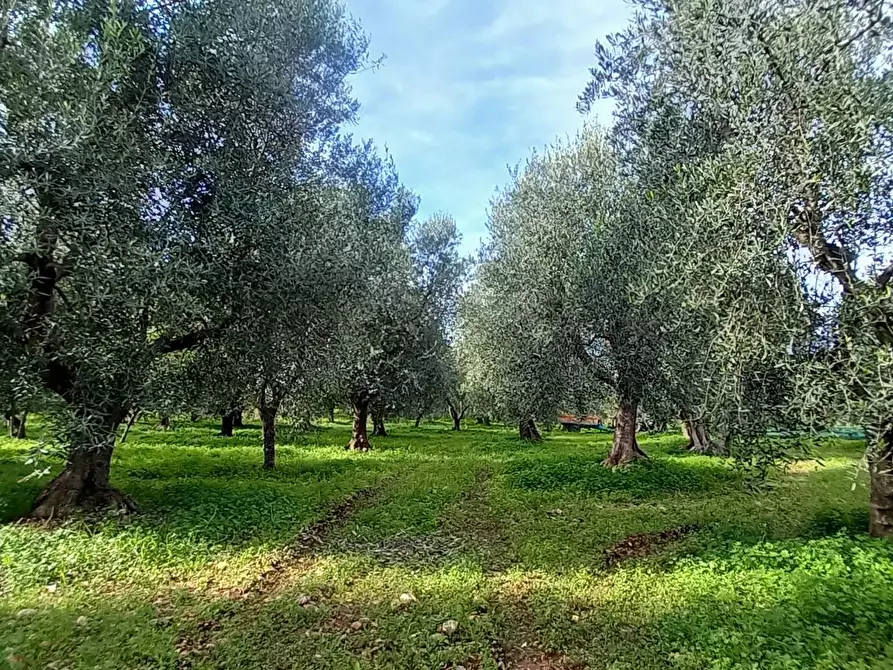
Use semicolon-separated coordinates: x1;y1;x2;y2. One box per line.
372;410;387;437
347;393;372;451
30;414;136;520
327;402;336;423
869;422;893;538
260;406;277;470
519;417;542;442
119;409;140;444
220;412;234;437
160;413;171;431
232;408;243;428
603;398;648;467
414;414;423;428
6;411;26;439
448;402;462;431
682;413;724;455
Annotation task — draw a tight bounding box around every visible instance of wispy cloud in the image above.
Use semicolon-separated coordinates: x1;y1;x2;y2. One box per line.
346;0;631;252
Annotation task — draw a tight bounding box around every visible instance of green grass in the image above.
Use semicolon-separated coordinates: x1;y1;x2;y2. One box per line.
1;418;890;669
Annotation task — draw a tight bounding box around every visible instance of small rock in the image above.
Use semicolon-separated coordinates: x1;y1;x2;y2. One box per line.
75;616;88;627
297;594;312;606
439;619;459;636
571;614;580;622
46;584;57;594
350;620;364;631
398;592;416;604
456;666;467;670
16;609;37;618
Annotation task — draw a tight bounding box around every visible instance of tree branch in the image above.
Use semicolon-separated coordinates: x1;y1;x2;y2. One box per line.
153;326;221;355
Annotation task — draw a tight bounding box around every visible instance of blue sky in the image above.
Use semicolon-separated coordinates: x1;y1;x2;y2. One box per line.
345;0;632;253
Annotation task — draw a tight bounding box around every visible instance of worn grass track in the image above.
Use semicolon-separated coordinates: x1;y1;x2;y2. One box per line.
1;419;891;669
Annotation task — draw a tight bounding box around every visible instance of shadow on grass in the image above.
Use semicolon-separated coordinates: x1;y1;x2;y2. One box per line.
505;453;740;500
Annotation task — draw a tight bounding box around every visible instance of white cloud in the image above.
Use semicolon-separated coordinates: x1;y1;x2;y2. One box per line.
346;0;631;252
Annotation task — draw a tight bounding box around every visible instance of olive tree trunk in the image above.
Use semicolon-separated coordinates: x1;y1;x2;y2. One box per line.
603;398;648;467
347;393;372;451
519;417;542;441
220;412;234;437
119;409;140;444
371;410;387;437
6;411;26;439
682;413;724;455
869;422;893;538
448;402;462;431
260;405;278;470
31;412;136;520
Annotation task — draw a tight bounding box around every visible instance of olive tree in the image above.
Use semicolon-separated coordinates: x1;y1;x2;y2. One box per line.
582;0;893;534
465;129;671;460
0;0;368;517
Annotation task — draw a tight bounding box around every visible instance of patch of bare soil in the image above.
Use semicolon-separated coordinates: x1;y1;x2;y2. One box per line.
603;524;697;568
172;483;387;668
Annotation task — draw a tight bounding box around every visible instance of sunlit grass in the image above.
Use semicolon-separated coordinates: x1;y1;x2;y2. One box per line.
0;417;886;669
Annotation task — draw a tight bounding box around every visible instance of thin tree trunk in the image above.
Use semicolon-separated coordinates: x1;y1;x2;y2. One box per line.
15;412;26;439
414;414;423;428
233;409;243;428
519;417;542;441
260;405;277;470
220;412;234;437
119;409;140;444
160;413;171;431
371;410;387;437
869;422;893;538
327;402;335;423
482;415;491;427
347;393;372;451
603;398;648;467
30;413;136;520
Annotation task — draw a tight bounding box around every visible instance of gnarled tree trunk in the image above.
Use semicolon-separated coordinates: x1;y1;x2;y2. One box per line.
371;410;387;437
448;402;461;431
519;417;542;442
220;412;234;437
260;405;277;470
347;392;372;451
31;413;136;520
603;398;648;467
869;421;893;538
6;411;26;439
682;413;724;455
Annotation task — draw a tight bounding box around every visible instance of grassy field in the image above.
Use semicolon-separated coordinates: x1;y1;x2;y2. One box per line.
1;418;892;670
